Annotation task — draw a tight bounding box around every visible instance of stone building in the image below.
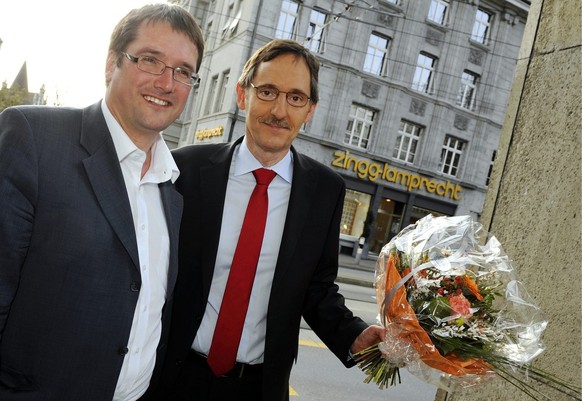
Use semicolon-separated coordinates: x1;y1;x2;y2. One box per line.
167;0;530;259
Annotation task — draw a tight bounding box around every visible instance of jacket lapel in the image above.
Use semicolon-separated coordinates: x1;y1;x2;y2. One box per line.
80;102;140;270
199;140;240;300
271;150;316;292
159;181;183;296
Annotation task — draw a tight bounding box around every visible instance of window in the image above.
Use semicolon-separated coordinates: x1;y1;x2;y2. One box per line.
306;9;327;53
471;8;492;44
412;53;437;93
427;0;449;25
216;70;230;112
440;136;465;177
457;71;478;109
393;120;422;164
363;33;390;76
345;104;375;149
275;0;299;39
204;75;219;115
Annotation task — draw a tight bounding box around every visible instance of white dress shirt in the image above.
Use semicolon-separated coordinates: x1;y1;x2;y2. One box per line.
193;137;292;364
101;101;180;401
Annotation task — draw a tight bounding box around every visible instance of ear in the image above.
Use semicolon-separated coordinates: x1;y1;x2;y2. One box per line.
303;102;317;124
235;82;246;110
105;51;117;83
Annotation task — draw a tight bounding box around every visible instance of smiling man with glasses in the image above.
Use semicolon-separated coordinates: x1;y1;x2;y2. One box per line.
157;39;385;401
0;4;203;401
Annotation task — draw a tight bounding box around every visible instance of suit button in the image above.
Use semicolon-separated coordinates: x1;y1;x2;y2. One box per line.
118;347;129;355
130;282;141;292
176;359;183;366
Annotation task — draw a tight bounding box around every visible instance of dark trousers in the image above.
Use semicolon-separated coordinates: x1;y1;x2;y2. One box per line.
158;351;264;401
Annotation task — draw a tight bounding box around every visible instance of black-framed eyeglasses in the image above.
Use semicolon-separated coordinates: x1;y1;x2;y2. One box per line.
250;83;311;107
121;52;200;87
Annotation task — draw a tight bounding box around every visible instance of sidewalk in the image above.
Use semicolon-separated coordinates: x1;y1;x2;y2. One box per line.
336;253;377;287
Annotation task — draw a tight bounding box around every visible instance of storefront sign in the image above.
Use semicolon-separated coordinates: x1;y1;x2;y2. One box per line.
331;150;462;200
195;125;224;141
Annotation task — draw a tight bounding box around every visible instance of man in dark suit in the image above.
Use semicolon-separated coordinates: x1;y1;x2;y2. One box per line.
160;39;385;401
0;4;203;401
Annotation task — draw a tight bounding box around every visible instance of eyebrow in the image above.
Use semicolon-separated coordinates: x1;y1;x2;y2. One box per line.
137;49;195;72
256;83;309;96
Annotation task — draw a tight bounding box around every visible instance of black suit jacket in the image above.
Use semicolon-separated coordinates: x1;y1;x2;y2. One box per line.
164;137;367;400
0;102;182;401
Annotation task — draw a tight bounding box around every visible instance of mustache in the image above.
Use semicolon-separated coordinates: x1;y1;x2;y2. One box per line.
259;117;290;128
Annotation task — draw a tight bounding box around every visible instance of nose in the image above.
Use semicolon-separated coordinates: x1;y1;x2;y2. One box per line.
153;67;175;92
269;92;288;119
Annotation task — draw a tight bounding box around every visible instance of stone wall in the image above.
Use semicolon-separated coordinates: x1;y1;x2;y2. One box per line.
438;0;582;400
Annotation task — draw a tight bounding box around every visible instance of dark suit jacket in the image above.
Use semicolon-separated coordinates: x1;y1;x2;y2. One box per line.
163;137;368;400
0;102;182;401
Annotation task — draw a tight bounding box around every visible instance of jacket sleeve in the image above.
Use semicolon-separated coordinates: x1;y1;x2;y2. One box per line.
301;176;369;367
0;107;38;340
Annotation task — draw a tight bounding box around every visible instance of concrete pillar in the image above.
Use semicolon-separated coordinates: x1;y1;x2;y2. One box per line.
436;0;582;400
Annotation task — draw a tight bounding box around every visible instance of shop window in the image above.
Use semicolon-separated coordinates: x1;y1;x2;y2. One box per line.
340;189;371;238
369;198;405;255
409;206;445;225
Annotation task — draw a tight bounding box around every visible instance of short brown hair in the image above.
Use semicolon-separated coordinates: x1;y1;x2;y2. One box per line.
109;3;204;72
238;39;319;104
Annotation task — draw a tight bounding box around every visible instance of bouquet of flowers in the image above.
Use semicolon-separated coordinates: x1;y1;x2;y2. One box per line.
355;215;581;400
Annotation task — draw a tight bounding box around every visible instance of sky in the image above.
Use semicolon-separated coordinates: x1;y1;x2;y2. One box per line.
0;0;155;107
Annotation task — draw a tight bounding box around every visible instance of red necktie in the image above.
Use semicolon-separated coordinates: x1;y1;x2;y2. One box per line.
207;168;277;377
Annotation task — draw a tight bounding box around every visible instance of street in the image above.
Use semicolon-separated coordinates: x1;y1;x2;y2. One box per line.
289;274;438;400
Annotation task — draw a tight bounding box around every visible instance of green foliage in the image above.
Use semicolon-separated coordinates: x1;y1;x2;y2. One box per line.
0;81;29;111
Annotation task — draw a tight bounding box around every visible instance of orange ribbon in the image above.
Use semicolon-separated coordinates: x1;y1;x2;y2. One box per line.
381;254;492;376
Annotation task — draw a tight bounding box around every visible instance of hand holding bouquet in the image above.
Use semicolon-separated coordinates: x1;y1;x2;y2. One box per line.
355;215;581;400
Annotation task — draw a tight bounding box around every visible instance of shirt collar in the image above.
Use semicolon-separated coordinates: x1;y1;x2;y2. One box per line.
234;136;293;183
101;100;180;183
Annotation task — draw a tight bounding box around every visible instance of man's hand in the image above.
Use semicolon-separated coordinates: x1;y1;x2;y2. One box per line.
350;325;385;354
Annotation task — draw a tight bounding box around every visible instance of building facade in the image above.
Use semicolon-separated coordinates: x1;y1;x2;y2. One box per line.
168;0;529;259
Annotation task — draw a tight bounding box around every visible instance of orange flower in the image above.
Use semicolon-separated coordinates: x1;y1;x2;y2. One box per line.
461;275;483;301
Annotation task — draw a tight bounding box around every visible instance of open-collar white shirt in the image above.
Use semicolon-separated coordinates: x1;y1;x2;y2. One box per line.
101;100;179;401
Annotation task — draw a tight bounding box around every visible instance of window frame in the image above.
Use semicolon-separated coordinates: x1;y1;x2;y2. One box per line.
427;0;449;25
275;0;299;40
393;120;422;164
204;74;219;115
344;104;375;150
457;70;478;110
439;135;465;177
471;8;493;45
412;52;437;94
363;32;390;76
306;8;327;53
